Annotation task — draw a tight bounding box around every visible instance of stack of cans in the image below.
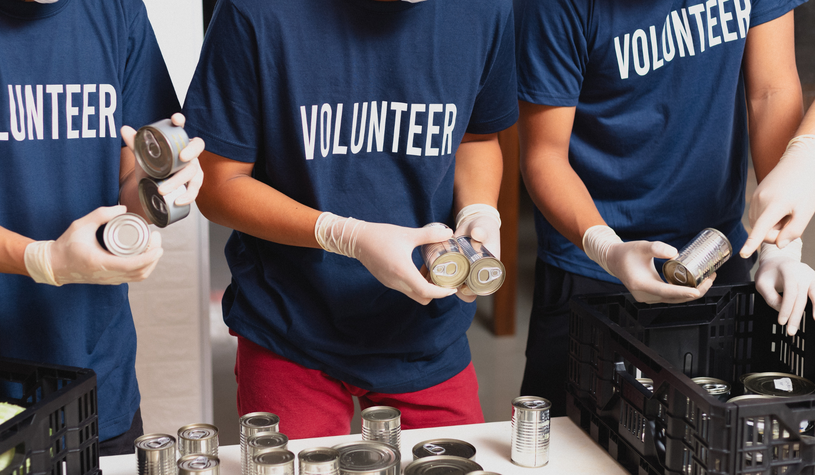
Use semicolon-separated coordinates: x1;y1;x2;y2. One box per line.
361;406;401;453
246;433;288;475
178;423;219;459
252;449;295;475
333;441;400;475
240;412;281;475
298;447;340;475
510;396;551;468
135;434;177;475
403;456;482;474
177;454;219;475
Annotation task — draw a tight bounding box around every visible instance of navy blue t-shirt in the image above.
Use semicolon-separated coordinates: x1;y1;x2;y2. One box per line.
184;0;518;393
0;0;178;440
516;0;804;283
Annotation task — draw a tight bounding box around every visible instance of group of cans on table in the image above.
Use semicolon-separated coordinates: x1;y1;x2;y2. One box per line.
420;223;505;296
97;119;192;257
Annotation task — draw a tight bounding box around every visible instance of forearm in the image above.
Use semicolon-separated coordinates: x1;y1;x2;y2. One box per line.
119;146;151;220
748;88;804;182
453;133;502;213
0;227;33;276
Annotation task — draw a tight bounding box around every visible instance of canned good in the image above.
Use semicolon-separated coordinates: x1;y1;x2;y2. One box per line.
135;433;177;475
253;449;295;475
135;118;191;179
298;447;340;475
636;378;654;393
692;377;731;401
139;177;190;228
178;423;219;458
421;224;469;288
510;396;550;468
96;212;151;257
455;236;505;296
741;372;815;397
403;456;482;475
247;432;288;475
177;454;219;475
333;440;400;475
412;439;476;461
240;413;281;475
663;228;732;287
361;406;401;453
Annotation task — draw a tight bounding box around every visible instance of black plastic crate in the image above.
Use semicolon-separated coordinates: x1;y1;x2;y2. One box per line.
0;357;100;475
566;283;815;475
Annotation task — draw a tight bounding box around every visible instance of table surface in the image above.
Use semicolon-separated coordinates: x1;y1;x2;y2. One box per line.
100;417;628;474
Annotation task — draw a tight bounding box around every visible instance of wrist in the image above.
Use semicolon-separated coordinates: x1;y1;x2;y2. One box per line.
314;212;365;259
24;241;61;286
455;204;501;229
759;238;803;264
582;225;622;276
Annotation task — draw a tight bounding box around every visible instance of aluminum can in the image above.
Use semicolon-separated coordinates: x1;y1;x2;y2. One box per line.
412;439;476;461
298;447;340;475
333;440;400;475
135;118;191;179
403;456;482;475
361;406;401;453
240;413;281;475
421;224;469;288
741;372;815;398
178;423;219;458
96;212;150;257
692;377;731;402
135;433;177;475
139;177;190;228
252;449;295;475
177;454;219;475
663;228;732;287
510;396;550;468
246;432;288;475
636;378;654;393
455;236;505;296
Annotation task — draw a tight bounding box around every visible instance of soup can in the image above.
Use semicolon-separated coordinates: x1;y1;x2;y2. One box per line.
361;406;401;453
298;447;340;475
741;372;815;398
455;236;505;296
96;212;151;257
412;439;476;461
139;177;190;228
135;433;177;475
177;454;219;475
178;423;219;458
420;223;469;288
692;377;731;402
247;432;288;475
253;449;295;475
663;228;731;287
403;456;482;475
510;396;550;468
240;413;281;475
333;440;400;475
135;118;191;179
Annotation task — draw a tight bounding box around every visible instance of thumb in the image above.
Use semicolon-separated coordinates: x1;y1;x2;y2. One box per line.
80;205;128;227
648;241;678;260
417;225;454;246
121;125;137;150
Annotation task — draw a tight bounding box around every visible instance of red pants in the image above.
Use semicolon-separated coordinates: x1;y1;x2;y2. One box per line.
234;334;485;439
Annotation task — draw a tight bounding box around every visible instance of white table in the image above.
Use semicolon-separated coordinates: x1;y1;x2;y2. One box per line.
100;418;628;474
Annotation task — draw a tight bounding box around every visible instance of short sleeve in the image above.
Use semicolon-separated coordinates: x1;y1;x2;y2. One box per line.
749;0;806;27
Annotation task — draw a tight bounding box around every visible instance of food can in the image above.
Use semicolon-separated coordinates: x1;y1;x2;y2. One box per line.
361;406;401;453
177;454;219;475
178;423;219;458
96;212;151;257
692;377;731;401
412;439;476;461
139;177;190;228
135;433;177;475
510;396;550;468
246;432;288;475
663;228;732;287
403;455;482;475
333;440;400;475
253;449;295;475
455;236;505;296
135;118;191;179
240;413;281;475
741;372;815;398
420;224;470;288
298;447;340;475
636;378;654;393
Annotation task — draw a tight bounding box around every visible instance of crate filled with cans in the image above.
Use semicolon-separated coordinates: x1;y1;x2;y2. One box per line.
566;282;815;475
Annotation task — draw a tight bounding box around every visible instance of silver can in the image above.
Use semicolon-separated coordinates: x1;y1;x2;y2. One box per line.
298;447;340;475
412;439;476;461
177;454;219;475
96;212;151;257
240;413;281;475
421;224;470;288
139;177;190;228
741;372;815;397
178;423;219;458
135;118;191;179
510;396;551;468
253;449;295;475
135;433;177;475
403;456;482;475
692;377;731;402
663;228;732;287
333;440;400;475
246;432;288;475
361;406;401;453
455;236;505;296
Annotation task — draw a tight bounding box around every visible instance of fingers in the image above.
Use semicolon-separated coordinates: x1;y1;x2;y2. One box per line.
417;224;454;245
775;215;809;250
171;112;186;128
179;137;205;163
403;277;457;305
120;125;137;150
741;210;787;257
158;158;203;206
78;205;128;228
455;284;477;303
648;241;679;260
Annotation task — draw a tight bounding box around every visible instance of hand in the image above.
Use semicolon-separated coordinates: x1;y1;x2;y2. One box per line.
315;212;458;305
122;113;205;207
453;204;501;302
24;206;163;286
754;239;815;335
583;225;714;304
741;135;815;257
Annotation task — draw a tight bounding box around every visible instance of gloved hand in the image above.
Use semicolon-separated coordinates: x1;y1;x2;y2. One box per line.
315;212;458;305
24;206;163;286
741;135;815;258
754;239;815;335
453;204;501;302
583;225;714;304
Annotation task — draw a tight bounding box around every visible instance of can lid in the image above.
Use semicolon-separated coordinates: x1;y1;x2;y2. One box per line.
636;378;654;392
253;449;295;466
742;373;815;397
512;396;551;411
135;433;175;450
361;406;401;423
662;260;695;287
138;177;169;228
241;412;281;430
691;377;731;396
101;213;150;257
177;454;219;471
248;431;288;450
333;441;400;471
178;423;219;440
298;447;340;469
404;455;482;475
412;439;476;460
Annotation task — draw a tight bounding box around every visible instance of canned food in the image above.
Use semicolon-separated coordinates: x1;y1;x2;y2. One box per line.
178;423;219;458
455;236;505;296
741;372;815;397
692;377;731;401
412;439;476;461
298;447;340;475
253;449;295;475
333;440;400;475
247;432;288;475
96;212;151;257
403;455;482;475
240;413;281;475
510;396;550;468
361;406;401;453
663;228;732;287
135;433;177;475
636;378;654;393
139;177;190;228
177;454;219;475
135;118;191;179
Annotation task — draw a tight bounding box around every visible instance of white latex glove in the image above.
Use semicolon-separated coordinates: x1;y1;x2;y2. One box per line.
24;206;163;286
583;225;714;304
122;113;205;207
754;239;815;335
315;212;458;305
741;135;815;257
453;204;501;302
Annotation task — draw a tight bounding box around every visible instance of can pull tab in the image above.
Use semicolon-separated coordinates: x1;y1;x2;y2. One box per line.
151;194;168;215
477;267;502;284
522;400;549;409
433;262;459;277
423;443;446;455
190;456;210;469
142;129;162;159
146;437;171;449
187;430;208;440
672;266;688;284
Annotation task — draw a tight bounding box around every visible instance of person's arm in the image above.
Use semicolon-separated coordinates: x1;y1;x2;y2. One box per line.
0;227;32;276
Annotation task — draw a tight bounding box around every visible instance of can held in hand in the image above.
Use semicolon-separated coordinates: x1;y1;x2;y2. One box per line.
361;406;401;453
333;440;400;475
247;432;288;475
253;449;295;475
298;447;340;475
455;236;505;296
177;454;219;475
510;396;550;468
178;423;219;458
421;224;469;288
663;228;732;287
135;433;177;475
135;118;191;179
139;177;190;228
96;212;150;257
412;439;476;461
240;413;281;475
403;455;482;475
692;377;731;402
